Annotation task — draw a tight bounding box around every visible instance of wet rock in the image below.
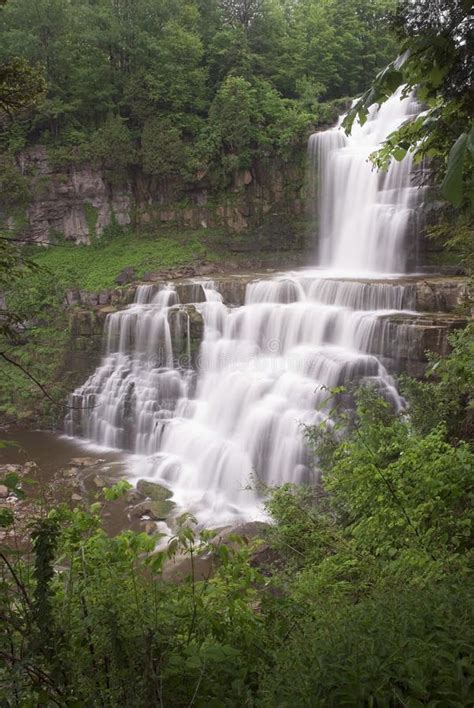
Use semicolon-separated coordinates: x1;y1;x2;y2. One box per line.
413;278;469;313
167;305;205;365
194;263;218;276
145;521;157;535
0;485;9;499
125;488;146;505
136;479;173;502
174;283;206;304
71;493;83;503
70;457;99;467
213;278;247;306
375;313;467;367
110;286;136;306
131;499;175;521
93;475;106;488
115;267;136;285
211;521;270;547
0;464;23;476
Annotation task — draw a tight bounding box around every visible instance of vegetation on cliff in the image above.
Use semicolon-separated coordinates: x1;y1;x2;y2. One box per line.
0;0;397;183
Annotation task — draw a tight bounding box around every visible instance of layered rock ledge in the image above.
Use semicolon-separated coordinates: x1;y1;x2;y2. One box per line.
64;273;471;389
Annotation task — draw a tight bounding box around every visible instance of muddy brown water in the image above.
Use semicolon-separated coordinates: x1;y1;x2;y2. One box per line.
0;429;123;471
0;429;144;536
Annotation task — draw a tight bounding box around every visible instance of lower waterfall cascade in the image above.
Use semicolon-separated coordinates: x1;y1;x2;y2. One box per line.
66;91;426;525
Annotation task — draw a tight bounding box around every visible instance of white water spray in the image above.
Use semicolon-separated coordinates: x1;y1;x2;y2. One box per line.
309;89;420;273
67;91;423;525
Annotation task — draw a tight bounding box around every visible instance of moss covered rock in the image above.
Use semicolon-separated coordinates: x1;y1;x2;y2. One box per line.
136;479;173;502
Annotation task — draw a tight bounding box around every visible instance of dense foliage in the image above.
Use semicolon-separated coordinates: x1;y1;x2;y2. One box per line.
344;0;473;210
0;0;397;180
1;338;473;704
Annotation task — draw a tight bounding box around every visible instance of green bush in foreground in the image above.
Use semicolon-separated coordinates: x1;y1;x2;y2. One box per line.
1;376;473;706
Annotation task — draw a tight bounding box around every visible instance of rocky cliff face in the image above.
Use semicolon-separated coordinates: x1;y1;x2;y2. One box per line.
16;147;132;244
11;146;306;246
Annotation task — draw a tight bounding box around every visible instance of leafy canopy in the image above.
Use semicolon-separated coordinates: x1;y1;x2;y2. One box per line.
343;0;473;209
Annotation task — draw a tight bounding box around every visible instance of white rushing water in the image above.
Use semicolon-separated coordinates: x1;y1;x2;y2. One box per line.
67;91;422;525
309;88;421;273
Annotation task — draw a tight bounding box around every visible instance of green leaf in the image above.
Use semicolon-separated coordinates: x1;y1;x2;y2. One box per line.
4;472;19;489
167;537;179;557
441;133;468;207
103;480;132;501
0;440;19;449
393;147;407;161
0;508;14;527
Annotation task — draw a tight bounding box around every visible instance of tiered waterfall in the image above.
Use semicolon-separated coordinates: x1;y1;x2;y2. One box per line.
66;91;422;525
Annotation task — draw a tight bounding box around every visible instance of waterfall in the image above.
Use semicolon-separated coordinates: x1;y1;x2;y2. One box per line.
66;90;424;526
308;88;421;273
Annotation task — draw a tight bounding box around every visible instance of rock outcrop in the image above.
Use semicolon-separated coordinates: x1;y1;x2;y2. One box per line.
372;313;468;377
12;146;306;246
17;146;131;244
62;274;470;390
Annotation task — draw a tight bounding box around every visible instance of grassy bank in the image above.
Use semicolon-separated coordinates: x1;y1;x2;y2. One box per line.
31;227;225;291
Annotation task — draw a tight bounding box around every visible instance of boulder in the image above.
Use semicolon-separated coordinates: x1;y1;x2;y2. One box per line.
70;457;99;467
164;521;272;584
130;498;175;521
0;485;10;499
210;521;270;548
194;263;218;276
115;267;136;285
144;521;158;536
125;488;146;505
136;479;173;502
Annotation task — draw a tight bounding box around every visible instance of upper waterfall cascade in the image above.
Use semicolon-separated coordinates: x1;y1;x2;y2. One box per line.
67;92;424;525
309;89;421;273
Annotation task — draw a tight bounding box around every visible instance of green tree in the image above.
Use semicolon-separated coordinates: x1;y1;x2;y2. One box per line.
344;0;473;209
209;75;256;167
87;114;136;170
141;117;191;179
219;0;265;32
